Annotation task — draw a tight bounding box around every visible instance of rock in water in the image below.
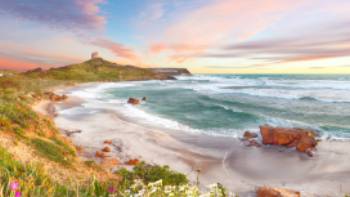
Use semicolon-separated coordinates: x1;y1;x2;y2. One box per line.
257;186;300;197
127;98;140;105
259;125;317;156
142;96;147;101
243;131;258;140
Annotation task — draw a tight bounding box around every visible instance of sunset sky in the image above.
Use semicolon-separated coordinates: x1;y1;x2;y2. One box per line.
0;0;350;74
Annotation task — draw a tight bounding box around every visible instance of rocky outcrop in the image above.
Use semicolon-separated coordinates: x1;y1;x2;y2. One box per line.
149;68;192;76
127;98;140;105
260;125;317;156
257;186;300;197
44;92;67;102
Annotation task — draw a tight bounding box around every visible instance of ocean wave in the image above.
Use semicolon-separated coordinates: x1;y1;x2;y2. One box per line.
174;75;350;103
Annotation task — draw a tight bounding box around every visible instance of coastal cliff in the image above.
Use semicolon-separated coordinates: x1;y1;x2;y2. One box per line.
148;68;192;76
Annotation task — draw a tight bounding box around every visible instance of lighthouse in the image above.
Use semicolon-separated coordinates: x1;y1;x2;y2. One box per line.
91;51;99;59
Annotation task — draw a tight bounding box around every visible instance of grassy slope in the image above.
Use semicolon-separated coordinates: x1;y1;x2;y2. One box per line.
0;73;123;196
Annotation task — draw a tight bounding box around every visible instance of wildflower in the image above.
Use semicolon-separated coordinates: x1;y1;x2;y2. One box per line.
108;186;116;193
10;181;20;191
15;191;21;197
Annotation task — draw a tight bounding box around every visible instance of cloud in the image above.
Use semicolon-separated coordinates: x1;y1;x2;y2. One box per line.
0;56;44;71
92;39;138;61
148;0;303;61
139;1;164;23
0;0;105;30
193;19;350;66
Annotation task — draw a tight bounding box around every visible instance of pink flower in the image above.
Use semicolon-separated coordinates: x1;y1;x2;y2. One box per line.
15;191;21;197
10;181;19;191
108;186;116;193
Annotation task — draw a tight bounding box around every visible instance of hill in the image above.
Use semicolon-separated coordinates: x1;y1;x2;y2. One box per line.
23;58;189;81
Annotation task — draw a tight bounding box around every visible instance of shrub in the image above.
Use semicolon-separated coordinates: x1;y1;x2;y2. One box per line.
116;162;188;192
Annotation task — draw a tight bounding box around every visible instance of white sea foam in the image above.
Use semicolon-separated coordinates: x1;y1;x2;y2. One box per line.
60;75;350;140
175;75;350;103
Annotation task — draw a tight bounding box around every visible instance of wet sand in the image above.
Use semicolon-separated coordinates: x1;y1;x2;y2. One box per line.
36;84;350;196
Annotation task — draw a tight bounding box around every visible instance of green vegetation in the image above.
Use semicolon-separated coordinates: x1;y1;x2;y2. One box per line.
30;138;74;166
116;162;188;191
0;146;118;197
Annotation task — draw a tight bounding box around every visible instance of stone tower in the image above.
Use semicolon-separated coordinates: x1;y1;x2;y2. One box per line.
91;51;99;59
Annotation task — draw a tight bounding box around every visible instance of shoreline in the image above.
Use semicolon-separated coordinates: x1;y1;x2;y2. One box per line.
34;82;350;196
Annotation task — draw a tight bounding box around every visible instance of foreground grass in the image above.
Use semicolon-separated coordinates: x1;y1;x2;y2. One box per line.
0;146;119;197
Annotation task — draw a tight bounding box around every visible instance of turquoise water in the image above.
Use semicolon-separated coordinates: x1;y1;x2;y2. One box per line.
82;75;350;139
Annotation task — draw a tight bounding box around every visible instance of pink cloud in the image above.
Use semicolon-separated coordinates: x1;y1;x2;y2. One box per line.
0;56;46;71
92;39;139;61
148;0;304;62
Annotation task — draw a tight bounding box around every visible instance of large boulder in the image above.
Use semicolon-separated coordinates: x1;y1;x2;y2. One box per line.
127;98;140;105
257;186;300;197
259;125;317;156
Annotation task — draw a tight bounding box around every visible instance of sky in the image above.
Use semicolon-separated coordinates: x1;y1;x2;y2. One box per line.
0;0;350;74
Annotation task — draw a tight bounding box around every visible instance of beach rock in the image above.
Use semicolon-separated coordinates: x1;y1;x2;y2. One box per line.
243;131;258;140
142;96;147;101
103;140;113;145
259;125;317;155
127;98;140;105
126;159;140;166
102;146;111;152
95;151;107;158
257;186;301;197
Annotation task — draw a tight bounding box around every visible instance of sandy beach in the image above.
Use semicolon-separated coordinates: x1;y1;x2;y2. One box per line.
35;83;350;197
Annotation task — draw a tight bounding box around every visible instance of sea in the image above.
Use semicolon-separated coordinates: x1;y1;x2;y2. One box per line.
67;74;350;140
